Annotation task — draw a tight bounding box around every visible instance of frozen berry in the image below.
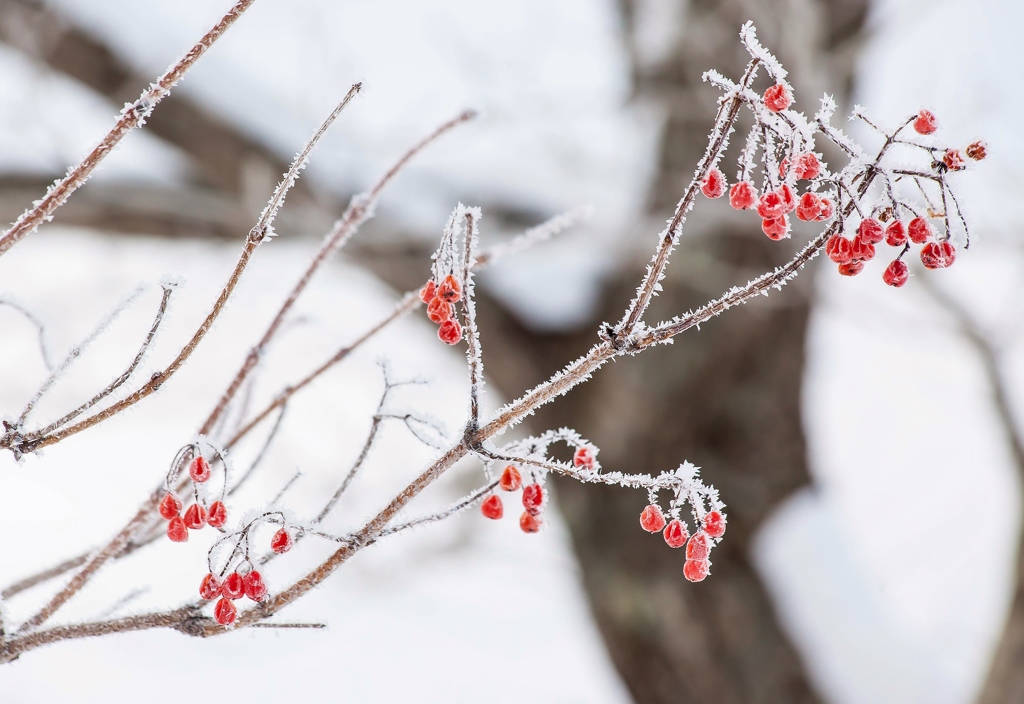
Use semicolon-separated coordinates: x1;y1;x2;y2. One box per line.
520;511;542;533
207;501;227;529
794;153;821;180
883;260;909;287
920;241;956;269
500;465;522;492
159;492;182;520
779;184;796;213
418;280;437;304
913;109;937;135
816;197;834;221
640;504;667;533
573;446;595;470
522;483;544;516
683;559;710;583
481;495;504;520
437;274;462;303
825;235;853;264
885;220;907;247
222;572;244;600
199;573;222;600
701;167;726;199
703;511;726;538
189;455;211;483
764;83;792;112
942;149;965;171
271;528;293;554
214;597;237;626
838;260;865;276
756;191;785;219
243;570;268;602
729;181;756;210
167;515;188;542
438;319;463;345
966;141;987;160
908;217;933;244
858;218;884;245
663;520;689;549
183;503;207;530
778;157;789;180
685;532;710;561
796;192;821;222
761;216;789;241
427;296;453;324
849;237;876;262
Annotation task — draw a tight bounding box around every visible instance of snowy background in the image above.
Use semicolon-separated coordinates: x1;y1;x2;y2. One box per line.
1;0;1023;702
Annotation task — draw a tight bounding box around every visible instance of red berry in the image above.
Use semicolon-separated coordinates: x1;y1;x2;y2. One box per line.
183;503;207;530
243;570;268;602
418;280;437;304
427;296;453;324
703;511;726;538
437;274;462;303
966;141;987;161
222;572;245;600
796;192;821;222
481;495;504;520
883;260;909;287
519;511;542;533
729;181;756;210
663;520;689;549
683;559;710;583
825;235;853;264
700;167;726;199
214;597;237;626
838;260;865;276
207;500;228;529
167;515;188;542
271;528;293;554
920;241;956;269
764;83;792;112
761;216;789;241
685;532;710;561
858;218;884;245
794;153;821;180
438;319;463;345
199;573;222;600
573;446;595;470
779;157;790;180
779;184;796;213
849;237;876;262
522;483;544;516
189;455;211;483
913;110;937;135
499;465;522;492
908;217;933;244
756;191;785;219
159;492;182;520
885;220;907;247
640;504;666;533
816;197;834;221
942;149;966;171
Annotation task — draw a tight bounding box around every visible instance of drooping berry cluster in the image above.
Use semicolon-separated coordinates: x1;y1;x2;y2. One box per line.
419;275;464;345
161;446;228;543
201;568;269;626
639;502;726;582
481;464;544;533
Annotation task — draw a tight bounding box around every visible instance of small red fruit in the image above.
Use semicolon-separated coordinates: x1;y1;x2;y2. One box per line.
520;511;542;533
167;515;188;542
885;220;907;247
908;217;933;244
729;181;756;210
640;505;667;533
920;241;956;269
796;192;821;222
243;570;268;602
271;528;293;554
858;218;884;245
189;455;211;483
883;260;909;287
573;446;595;470
816;197;834;221
683;559;710;583
222;572;245;600
686;532;710;561
942;149;966;171
764;83;792;112
522;483;544;516
199;573;222;600
838;260;865;276
756;191;785;219
825;235;853;264
700;167;726;199
779;184;796;213
793;153;821;180
437;274;462;303
214;597;237;626
703;511;726;538
438;319;463;345
427;296;453;324
207;501;227;529
481;495;504;520
761;216;789;241
966;141;987;160
159;492;182;520
913;109;937;135
849;237;875;262
499;465;522;492
418;280;437;304
183;503;207;530
663;520;689;549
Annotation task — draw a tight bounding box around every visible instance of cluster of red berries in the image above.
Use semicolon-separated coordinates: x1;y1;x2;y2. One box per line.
419;274;463;345
161;455;228;542
639;504;726;583
201;568;268;626
825;215;955;286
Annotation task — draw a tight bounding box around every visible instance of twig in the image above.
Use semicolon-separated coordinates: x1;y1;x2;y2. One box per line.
0;298;54;370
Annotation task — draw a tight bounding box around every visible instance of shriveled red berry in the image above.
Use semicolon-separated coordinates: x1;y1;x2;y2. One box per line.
663;520;689;549
908;217;933;244
499;465;522;492
700;167;726;199
159;492;182;520
816;197;834;221
756;191;785;219
418;280;437;304
167;515;188;542
522;483;544;516
243;570;268;602
481;495;504;520
271;528;293;554
427;296;453;324
883;260;909;287
838;260;865;276
222;572;244;600
779;184;796;213
520;511;542;533
214;597;237;626
639;504;666;533
207;500;227;529
189;455;211;483
573;446;595;470
729;181;756;210
764;83;792;112
761;216;789;241
825;235;853;264
885;220;907;247
858;218;884;245
796;192;821;222
683;559;710;583
438;319;463;345
913;109;937;135
183;503;207;530
920;241;956;269
437;274;462;303
849;237;876;262
943;149;966;171
685;532;710;561
199;573;222;600
966;141;987;160
703;511;726;538
793;152;821;180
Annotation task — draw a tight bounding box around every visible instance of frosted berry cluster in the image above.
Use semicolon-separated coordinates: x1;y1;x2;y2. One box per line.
639;502;726;583
419;274;463;345
161;448;228;543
